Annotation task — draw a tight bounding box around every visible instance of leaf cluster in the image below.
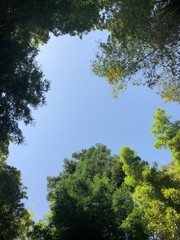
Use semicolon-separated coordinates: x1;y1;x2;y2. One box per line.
0;161;27;240
92;0;180;102
47;144;148;240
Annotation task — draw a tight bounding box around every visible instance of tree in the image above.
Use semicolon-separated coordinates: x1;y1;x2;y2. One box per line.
0;1;50;152
0;0;106;155
47;144;149;240
46;110;179;240
151;108;180;166
0;0;104;42
92;0;180;102
119;109;180;240
0;34;50;146
120;148;180;240
0;161;28;240
25;221;56;240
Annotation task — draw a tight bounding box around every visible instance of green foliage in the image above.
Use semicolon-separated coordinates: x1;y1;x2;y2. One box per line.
2;109;178;239
47;125;179;240
1;2;179;239
0;0;105;156
119;147;148;186
0;157;55;239
1;0;179;157
151;108;180;166
0;139;9;162
119;109;180;240
47;144;148;239
26;221;56;240
0;36;50;143
0;1;50;152
92;0;180;102
0;0;103;42
0;161;27;240
120;150;180;239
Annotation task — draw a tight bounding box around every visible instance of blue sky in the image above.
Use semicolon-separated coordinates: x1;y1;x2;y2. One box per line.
7;31;179;221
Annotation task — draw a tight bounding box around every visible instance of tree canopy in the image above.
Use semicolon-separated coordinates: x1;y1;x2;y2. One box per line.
0;109;179;239
0;0;104;155
0;160;28;240
1;0;179;157
0;1;179;239
92;0;180;102
45;109;180;240
119;108;180;240
47;144;149;240
151;108;180;166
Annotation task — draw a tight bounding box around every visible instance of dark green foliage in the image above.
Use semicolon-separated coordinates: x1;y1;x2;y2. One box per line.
0;139;9;162
1;0;179;156
0;0;103;155
0;0;103;42
26;221;56;240
160;0;180;18
0;1;50;151
46;111;179;240
0;37;50;143
47;144;149;240
0;161;27;240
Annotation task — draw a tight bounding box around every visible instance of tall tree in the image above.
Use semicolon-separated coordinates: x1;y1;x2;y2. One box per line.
0;0;105;154
47;144;149;240
119;109;180;240
0;161;28;240
92;0;180;102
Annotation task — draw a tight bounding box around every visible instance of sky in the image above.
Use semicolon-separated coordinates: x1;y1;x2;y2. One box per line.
7;30;179;221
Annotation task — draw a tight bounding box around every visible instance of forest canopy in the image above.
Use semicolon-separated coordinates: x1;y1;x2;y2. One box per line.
0;0;179;157
0;1;179;239
0;106;179;239
45;110;179;240
0;0;104;154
